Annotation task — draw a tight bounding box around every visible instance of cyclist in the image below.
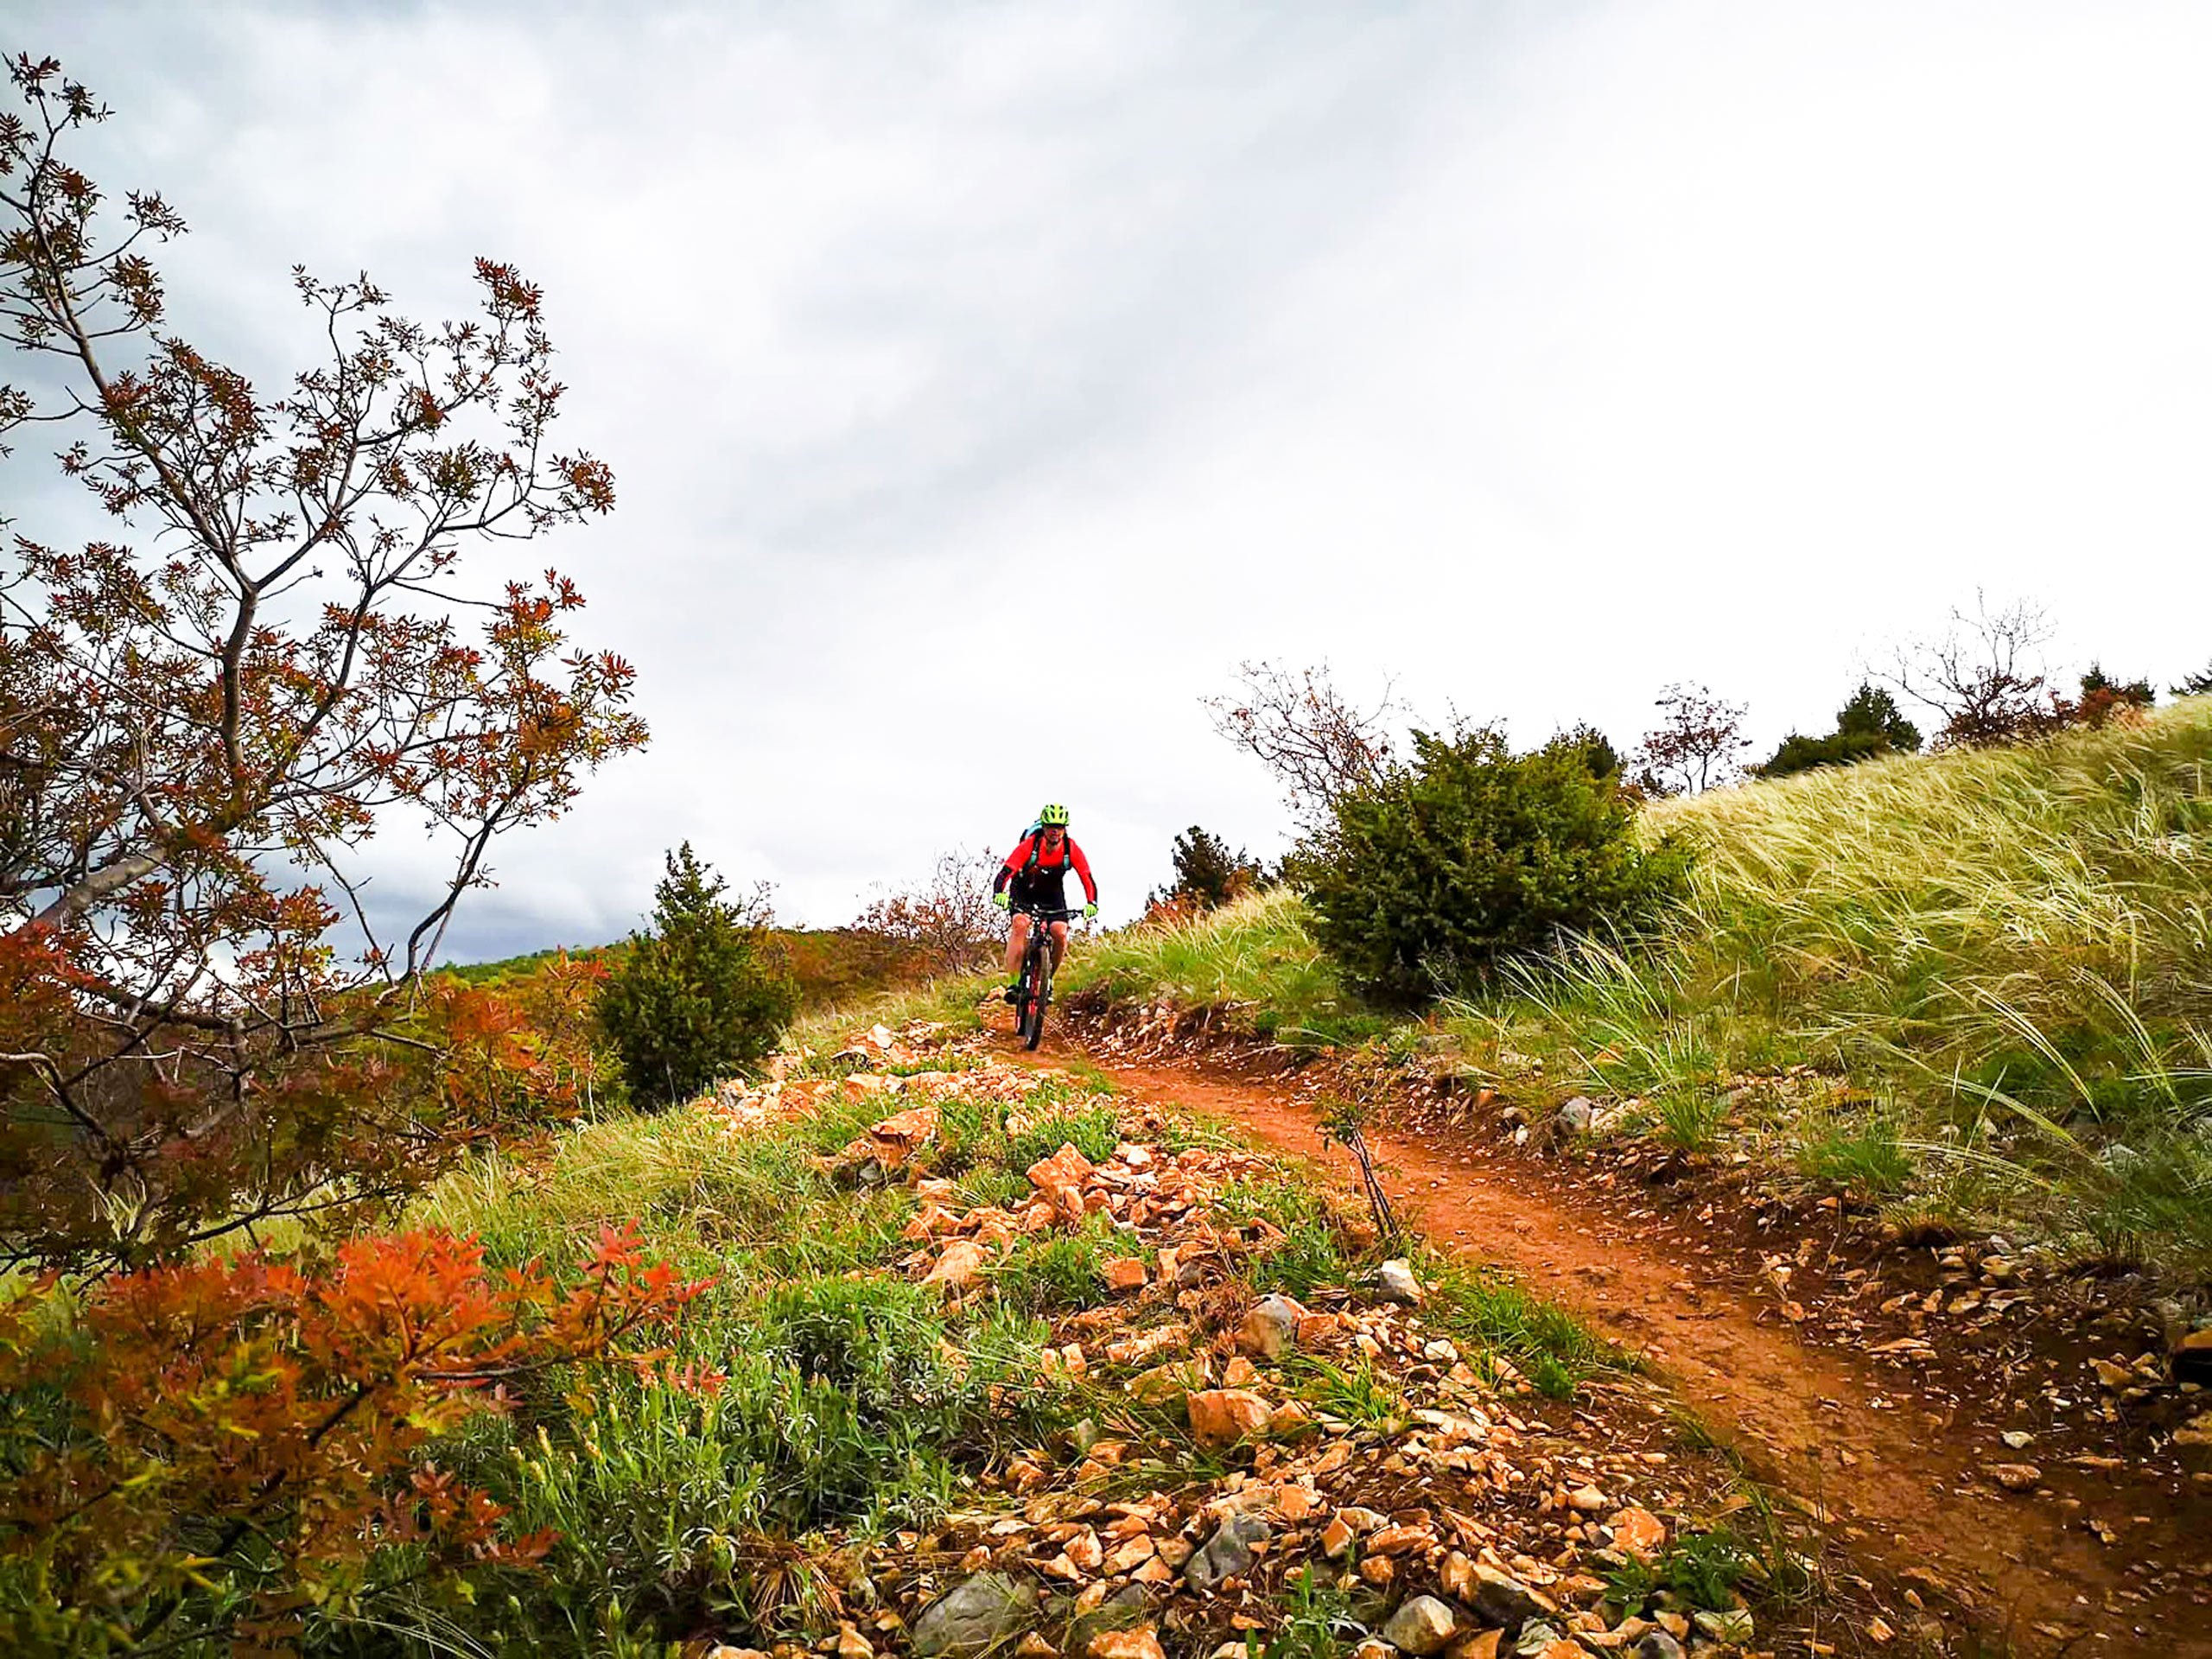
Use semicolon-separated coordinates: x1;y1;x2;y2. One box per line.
992;803;1098;1003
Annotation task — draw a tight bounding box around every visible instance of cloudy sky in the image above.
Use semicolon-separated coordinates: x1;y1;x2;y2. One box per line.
10;1;2212;956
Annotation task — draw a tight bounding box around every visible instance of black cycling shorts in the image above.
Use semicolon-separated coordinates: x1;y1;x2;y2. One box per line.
1007;872;1069;913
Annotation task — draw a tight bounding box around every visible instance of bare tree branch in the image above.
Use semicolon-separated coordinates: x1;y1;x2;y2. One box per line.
1203;659;1403;832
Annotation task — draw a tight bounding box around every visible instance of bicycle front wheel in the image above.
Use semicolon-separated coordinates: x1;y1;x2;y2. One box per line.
1025;957;1052;1051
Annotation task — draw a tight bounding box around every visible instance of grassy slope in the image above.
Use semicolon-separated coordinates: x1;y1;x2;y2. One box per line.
1060;701;2212;1275
368;1035;1634;1655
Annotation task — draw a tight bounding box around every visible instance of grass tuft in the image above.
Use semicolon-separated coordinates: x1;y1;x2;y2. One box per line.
1086;704;2212;1274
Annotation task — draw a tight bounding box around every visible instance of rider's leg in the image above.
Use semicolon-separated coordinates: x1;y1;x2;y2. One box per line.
1003;912;1031;981
1047;919;1071;971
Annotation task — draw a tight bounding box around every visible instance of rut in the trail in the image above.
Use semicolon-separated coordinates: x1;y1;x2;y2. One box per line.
1002;1032;2212;1659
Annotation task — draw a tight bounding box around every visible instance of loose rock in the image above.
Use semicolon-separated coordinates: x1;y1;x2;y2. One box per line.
1988;1462;2042;1493
1085;1630;1163;1659
1466;1564;1557;1631
1186;1389;1272;1449
1381;1595;1459;1656
1239;1295;1306;1360
912;1573;1039;1659
1363;1259;1425;1307
1071;1586;1153;1655
924;1240;990;1291
1607;1507;1667;1560
1103;1257;1149;1294
1184;1514;1270;1593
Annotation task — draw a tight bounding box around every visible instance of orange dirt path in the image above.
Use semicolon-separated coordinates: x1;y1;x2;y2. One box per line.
998;1029;2212;1658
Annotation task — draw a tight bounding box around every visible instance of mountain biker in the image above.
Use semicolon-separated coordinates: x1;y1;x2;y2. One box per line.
992;804;1098;1003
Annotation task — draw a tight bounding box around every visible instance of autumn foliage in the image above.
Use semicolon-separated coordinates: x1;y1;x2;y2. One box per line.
0;54;646;1271
0;54;690;1643
0;1224;707;1650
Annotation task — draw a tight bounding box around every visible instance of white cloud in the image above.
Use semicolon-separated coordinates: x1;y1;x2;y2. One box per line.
9;0;2210;957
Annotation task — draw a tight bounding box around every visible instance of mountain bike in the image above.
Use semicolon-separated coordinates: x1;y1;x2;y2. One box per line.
1009;903;1081;1051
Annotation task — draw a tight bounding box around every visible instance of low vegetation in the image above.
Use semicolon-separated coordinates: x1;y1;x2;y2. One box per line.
1303;725;1692;1002
1067;701;2212;1279
4;1020;1709;1655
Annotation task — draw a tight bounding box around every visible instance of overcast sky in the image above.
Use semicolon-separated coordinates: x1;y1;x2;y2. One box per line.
10;1;2212;956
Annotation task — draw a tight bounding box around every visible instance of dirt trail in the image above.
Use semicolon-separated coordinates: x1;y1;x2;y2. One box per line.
1004;1033;2212;1657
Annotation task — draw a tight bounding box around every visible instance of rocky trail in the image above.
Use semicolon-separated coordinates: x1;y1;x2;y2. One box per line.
997;1019;2212;1657
719;1017;1898;1659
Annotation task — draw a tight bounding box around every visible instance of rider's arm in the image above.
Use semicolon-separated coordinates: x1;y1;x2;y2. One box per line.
1067;839;1099;905
994;836;1035;896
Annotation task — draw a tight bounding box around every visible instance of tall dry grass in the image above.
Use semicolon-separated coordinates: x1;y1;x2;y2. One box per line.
1078;702;2212;1272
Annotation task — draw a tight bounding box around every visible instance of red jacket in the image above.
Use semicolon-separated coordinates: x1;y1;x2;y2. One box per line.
995;832;1098;904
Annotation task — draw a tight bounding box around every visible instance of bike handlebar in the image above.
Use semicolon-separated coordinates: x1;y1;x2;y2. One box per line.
1011;903;1084;922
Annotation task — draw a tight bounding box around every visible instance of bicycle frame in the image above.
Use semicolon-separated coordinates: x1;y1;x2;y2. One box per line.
1010;901;1080;1050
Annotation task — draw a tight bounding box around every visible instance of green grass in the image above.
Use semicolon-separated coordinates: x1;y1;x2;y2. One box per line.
1077;702;2212;1278
1421;1252;1629;1399
1247;1567;1364;1659
1215;1173;1373;1301
1283;1352;1402;1429
1058;887;1395;1047
1796;1107;1915;1198
787;970;996;1057
991;1216;1117;1313
1004;1098;1124;1171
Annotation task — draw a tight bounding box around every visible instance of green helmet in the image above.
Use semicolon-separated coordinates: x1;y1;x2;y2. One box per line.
1038;802;1071;827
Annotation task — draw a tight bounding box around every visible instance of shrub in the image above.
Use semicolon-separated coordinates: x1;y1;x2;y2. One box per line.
1303;727;1694;1002
852;848;1003;976
598;844;799;1106
1147;825;1263;915
0;1227;705;1653
470;1280;1068;1645
2070;664;2157;729
1752;683;1923;779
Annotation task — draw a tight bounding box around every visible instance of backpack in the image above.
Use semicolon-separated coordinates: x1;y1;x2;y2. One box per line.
1016;823;1070;876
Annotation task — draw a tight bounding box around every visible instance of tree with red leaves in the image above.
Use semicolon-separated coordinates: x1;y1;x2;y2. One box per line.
1633;683;1751;797
0;55;648;1273
0;57;692;1647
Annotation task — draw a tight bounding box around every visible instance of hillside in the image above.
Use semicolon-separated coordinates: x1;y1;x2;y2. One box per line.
1062;701;2212;1280
443;926;938;1008
385;1021;1864;1656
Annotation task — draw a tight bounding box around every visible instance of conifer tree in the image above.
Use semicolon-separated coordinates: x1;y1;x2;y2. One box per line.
1153;825;1262;912
598;844;798;1105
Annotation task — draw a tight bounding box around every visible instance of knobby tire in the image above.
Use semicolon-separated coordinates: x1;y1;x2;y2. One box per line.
1021;938;1050;1050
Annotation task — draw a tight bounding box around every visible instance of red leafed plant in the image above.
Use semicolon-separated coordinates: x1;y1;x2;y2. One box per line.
0;51;648;1274
0;1224;709;1650
0;54;680;1650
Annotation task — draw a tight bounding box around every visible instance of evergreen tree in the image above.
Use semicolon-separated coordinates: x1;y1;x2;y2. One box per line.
1552;722;1624;779
597;843;799;1107
1834;683;1923;751
1755;683;1922;779
2175;659;2212;698
1152;825;1262;912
